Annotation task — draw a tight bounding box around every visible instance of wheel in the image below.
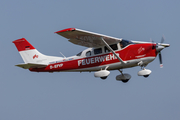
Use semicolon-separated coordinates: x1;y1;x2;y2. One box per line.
100;76;107;80
122;79;129;83
143;75;149;78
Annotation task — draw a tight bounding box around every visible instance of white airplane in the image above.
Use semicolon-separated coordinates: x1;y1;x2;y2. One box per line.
13;28;170;82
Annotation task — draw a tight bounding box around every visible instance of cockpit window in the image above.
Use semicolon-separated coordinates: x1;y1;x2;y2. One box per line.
120;40;134;48
94;48;102;55
76;51;82;56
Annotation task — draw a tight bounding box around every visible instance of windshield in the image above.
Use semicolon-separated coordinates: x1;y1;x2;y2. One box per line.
120;40;134;48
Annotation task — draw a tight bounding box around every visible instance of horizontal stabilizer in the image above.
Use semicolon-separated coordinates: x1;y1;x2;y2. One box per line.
15;63;48;69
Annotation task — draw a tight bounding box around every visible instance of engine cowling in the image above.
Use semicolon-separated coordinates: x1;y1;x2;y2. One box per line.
94;70;110;78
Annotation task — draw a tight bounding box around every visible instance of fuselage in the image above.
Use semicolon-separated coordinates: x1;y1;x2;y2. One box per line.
13;28;170;81
29;42;157;72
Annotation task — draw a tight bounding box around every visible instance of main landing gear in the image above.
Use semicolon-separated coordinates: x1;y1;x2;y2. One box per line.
94;66;110;80
116;70;131;83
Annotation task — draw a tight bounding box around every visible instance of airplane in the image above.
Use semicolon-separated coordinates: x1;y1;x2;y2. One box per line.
13;28;170;83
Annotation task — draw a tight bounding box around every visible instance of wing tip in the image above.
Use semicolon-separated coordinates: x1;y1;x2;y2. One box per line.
12;38;26;43
55;28;76;33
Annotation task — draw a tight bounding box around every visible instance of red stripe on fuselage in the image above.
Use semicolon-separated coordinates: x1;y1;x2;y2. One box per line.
29;43;157;72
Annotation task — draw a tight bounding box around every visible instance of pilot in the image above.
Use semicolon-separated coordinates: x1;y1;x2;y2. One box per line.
120;43;124;48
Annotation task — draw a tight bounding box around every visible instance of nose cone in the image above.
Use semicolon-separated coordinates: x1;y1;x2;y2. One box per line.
156;45;165;53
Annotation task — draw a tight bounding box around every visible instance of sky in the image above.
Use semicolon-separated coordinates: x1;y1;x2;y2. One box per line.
0;0;180;120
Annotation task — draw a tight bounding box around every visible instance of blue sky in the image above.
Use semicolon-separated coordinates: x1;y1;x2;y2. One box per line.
0;0;180;120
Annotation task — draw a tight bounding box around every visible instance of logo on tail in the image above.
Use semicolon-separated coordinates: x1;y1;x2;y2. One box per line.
33;54;38;59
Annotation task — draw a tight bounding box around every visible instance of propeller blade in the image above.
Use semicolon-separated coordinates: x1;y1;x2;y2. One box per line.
150;38;153;43
159;52;163;68
161;36;165;43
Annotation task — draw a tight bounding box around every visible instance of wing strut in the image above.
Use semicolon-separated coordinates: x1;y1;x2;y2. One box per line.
101;37;126;64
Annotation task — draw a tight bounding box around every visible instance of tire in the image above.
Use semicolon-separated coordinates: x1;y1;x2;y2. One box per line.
100;76;107;80
122;79;129;83
143;75;149;78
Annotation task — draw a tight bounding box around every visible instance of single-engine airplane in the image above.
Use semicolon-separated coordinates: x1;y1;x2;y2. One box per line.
13;28;170;82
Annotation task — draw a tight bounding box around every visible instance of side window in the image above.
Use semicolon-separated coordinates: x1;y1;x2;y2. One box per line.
94;48;102;55
110;44;118;50
86;51;91;57
76;51;82;56
104;44;118;53
104;46;110;53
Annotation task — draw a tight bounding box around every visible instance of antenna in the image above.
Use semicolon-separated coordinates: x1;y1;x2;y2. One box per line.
60;52;66;58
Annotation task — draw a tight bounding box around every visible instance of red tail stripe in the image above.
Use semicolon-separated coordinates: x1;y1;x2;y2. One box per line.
12;38;35;52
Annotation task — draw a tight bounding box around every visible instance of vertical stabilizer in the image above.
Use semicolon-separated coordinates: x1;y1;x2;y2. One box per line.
13;38;61;64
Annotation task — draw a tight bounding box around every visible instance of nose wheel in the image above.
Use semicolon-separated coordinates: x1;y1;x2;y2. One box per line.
143;75;149;78
100;76;108;80
137;61;152;78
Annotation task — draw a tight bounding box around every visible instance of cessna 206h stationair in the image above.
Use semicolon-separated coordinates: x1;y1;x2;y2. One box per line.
13;28;170;83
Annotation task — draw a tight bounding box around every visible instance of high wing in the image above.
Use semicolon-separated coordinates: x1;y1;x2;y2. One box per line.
55;28;125;64
55;28;122;48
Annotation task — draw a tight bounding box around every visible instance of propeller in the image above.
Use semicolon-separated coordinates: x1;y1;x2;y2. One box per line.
156;36;165;68
151;36;165;68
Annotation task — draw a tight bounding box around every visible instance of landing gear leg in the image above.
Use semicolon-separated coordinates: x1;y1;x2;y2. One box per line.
118;69;123;74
